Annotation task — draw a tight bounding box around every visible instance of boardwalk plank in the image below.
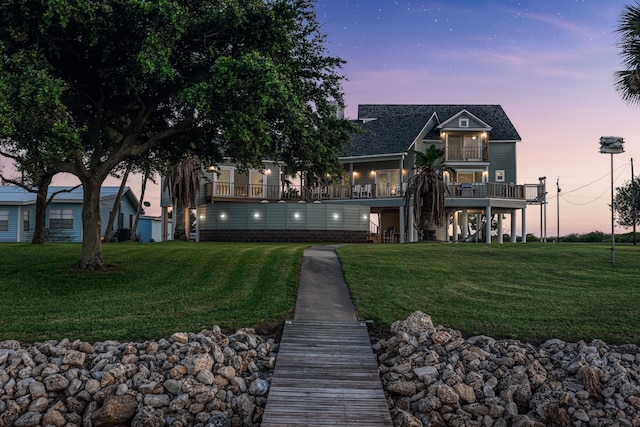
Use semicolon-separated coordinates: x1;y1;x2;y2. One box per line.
261;320;392;427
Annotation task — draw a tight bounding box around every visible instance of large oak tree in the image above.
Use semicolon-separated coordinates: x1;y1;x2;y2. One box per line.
0;0;352;269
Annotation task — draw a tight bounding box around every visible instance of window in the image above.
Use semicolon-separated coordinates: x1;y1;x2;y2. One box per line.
23;210;30;232
0;210;8;231
50;209;73;229
459;118;469;127
495;170;505;182
455;171;484;183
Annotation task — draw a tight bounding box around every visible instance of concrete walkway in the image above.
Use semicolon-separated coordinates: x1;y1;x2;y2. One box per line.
294;245;358;322
261;245;393;426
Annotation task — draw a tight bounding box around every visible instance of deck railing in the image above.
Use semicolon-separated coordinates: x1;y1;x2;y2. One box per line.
206;181;531;202
446;182;526;199
446;147;487;161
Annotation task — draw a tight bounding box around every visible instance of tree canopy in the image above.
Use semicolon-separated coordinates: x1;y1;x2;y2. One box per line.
615;1;640;104
0;0;353;268
614;177;640;229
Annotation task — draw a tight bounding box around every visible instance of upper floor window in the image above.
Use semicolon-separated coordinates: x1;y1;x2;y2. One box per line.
0;210;8;231
459;118;469;127
495;170;505;182
50;209;73;229
23;210;30;232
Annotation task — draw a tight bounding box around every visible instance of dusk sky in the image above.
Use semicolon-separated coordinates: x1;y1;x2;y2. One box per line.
313;0;640;236
41;1;640;237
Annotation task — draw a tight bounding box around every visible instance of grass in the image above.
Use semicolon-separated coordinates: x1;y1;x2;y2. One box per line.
2;241;639;345
0;241;307;343
337;242;640;344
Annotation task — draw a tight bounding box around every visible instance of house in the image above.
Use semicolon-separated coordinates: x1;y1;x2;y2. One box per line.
160;104;544;243
0;185;140;243
334;104;544;243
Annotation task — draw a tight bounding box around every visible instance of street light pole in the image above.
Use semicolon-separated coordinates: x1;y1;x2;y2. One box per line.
599;136;625;265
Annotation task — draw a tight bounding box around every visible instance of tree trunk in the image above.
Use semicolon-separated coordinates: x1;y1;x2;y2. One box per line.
32;174;54;244
130;170;149;241
173;201;188;241
77;179;105;269
103;164;132;242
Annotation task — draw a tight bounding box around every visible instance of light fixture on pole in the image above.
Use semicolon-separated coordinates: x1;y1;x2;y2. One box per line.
599;136;625;264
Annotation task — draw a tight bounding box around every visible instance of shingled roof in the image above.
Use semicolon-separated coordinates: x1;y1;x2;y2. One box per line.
343;104;521;157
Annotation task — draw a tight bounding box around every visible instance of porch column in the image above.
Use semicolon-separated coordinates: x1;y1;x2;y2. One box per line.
350;163;354;185
510;209;517;243
460;210;469;240
452;211;459;242
398;158;404;194
408;204;415;242
497;213;503;243
399;205;405;243
521;207;527;243
485;206;492;244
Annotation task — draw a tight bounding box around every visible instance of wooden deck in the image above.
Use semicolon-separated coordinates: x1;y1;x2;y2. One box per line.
261;320;392;426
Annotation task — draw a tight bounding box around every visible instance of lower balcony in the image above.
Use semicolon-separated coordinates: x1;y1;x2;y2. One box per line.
204;182;543;203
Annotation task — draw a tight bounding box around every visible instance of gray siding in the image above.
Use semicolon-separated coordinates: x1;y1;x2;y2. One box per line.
197;202;369;232
488;142;517;183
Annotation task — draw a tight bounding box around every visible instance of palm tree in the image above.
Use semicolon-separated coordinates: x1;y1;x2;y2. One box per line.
615;2;640;104
404;144;455;240
166;156;202;241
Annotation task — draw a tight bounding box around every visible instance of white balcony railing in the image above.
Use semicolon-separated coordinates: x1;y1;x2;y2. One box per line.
205;181;531;202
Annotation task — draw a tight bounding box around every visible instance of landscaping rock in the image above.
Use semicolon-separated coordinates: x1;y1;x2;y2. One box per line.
0;328;277;427
375;311;640;426
2;311;639;426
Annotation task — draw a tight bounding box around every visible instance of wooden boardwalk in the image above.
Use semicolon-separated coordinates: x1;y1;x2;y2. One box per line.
261;320;392;426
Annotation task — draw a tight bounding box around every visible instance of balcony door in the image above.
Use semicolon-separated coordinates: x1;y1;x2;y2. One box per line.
376;170;400;197
463;135;482;160
213;168;232;196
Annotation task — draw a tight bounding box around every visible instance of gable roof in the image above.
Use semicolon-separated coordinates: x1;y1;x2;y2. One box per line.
343;105;521;158
437;109;492;131
0;186;138;207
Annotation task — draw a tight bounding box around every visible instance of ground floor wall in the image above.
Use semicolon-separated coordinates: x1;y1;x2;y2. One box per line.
196;202;371;243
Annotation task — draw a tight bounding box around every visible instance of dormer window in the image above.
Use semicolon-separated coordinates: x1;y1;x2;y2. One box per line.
459;118;469;127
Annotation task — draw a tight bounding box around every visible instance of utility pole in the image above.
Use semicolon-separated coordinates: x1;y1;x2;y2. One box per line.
556;177;560;243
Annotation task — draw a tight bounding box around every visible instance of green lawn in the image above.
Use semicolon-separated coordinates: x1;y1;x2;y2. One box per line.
337;242;640;344
2;241;639;344
0;241;307;342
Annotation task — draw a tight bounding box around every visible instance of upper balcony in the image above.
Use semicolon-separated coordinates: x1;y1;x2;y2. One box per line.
442;132;489;162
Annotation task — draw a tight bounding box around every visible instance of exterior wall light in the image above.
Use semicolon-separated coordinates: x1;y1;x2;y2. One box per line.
333;213;339;220
219;213;227;220
253;212;260;219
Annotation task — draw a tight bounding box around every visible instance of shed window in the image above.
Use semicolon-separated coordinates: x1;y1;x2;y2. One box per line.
50;209;73;229
0;210;8;231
